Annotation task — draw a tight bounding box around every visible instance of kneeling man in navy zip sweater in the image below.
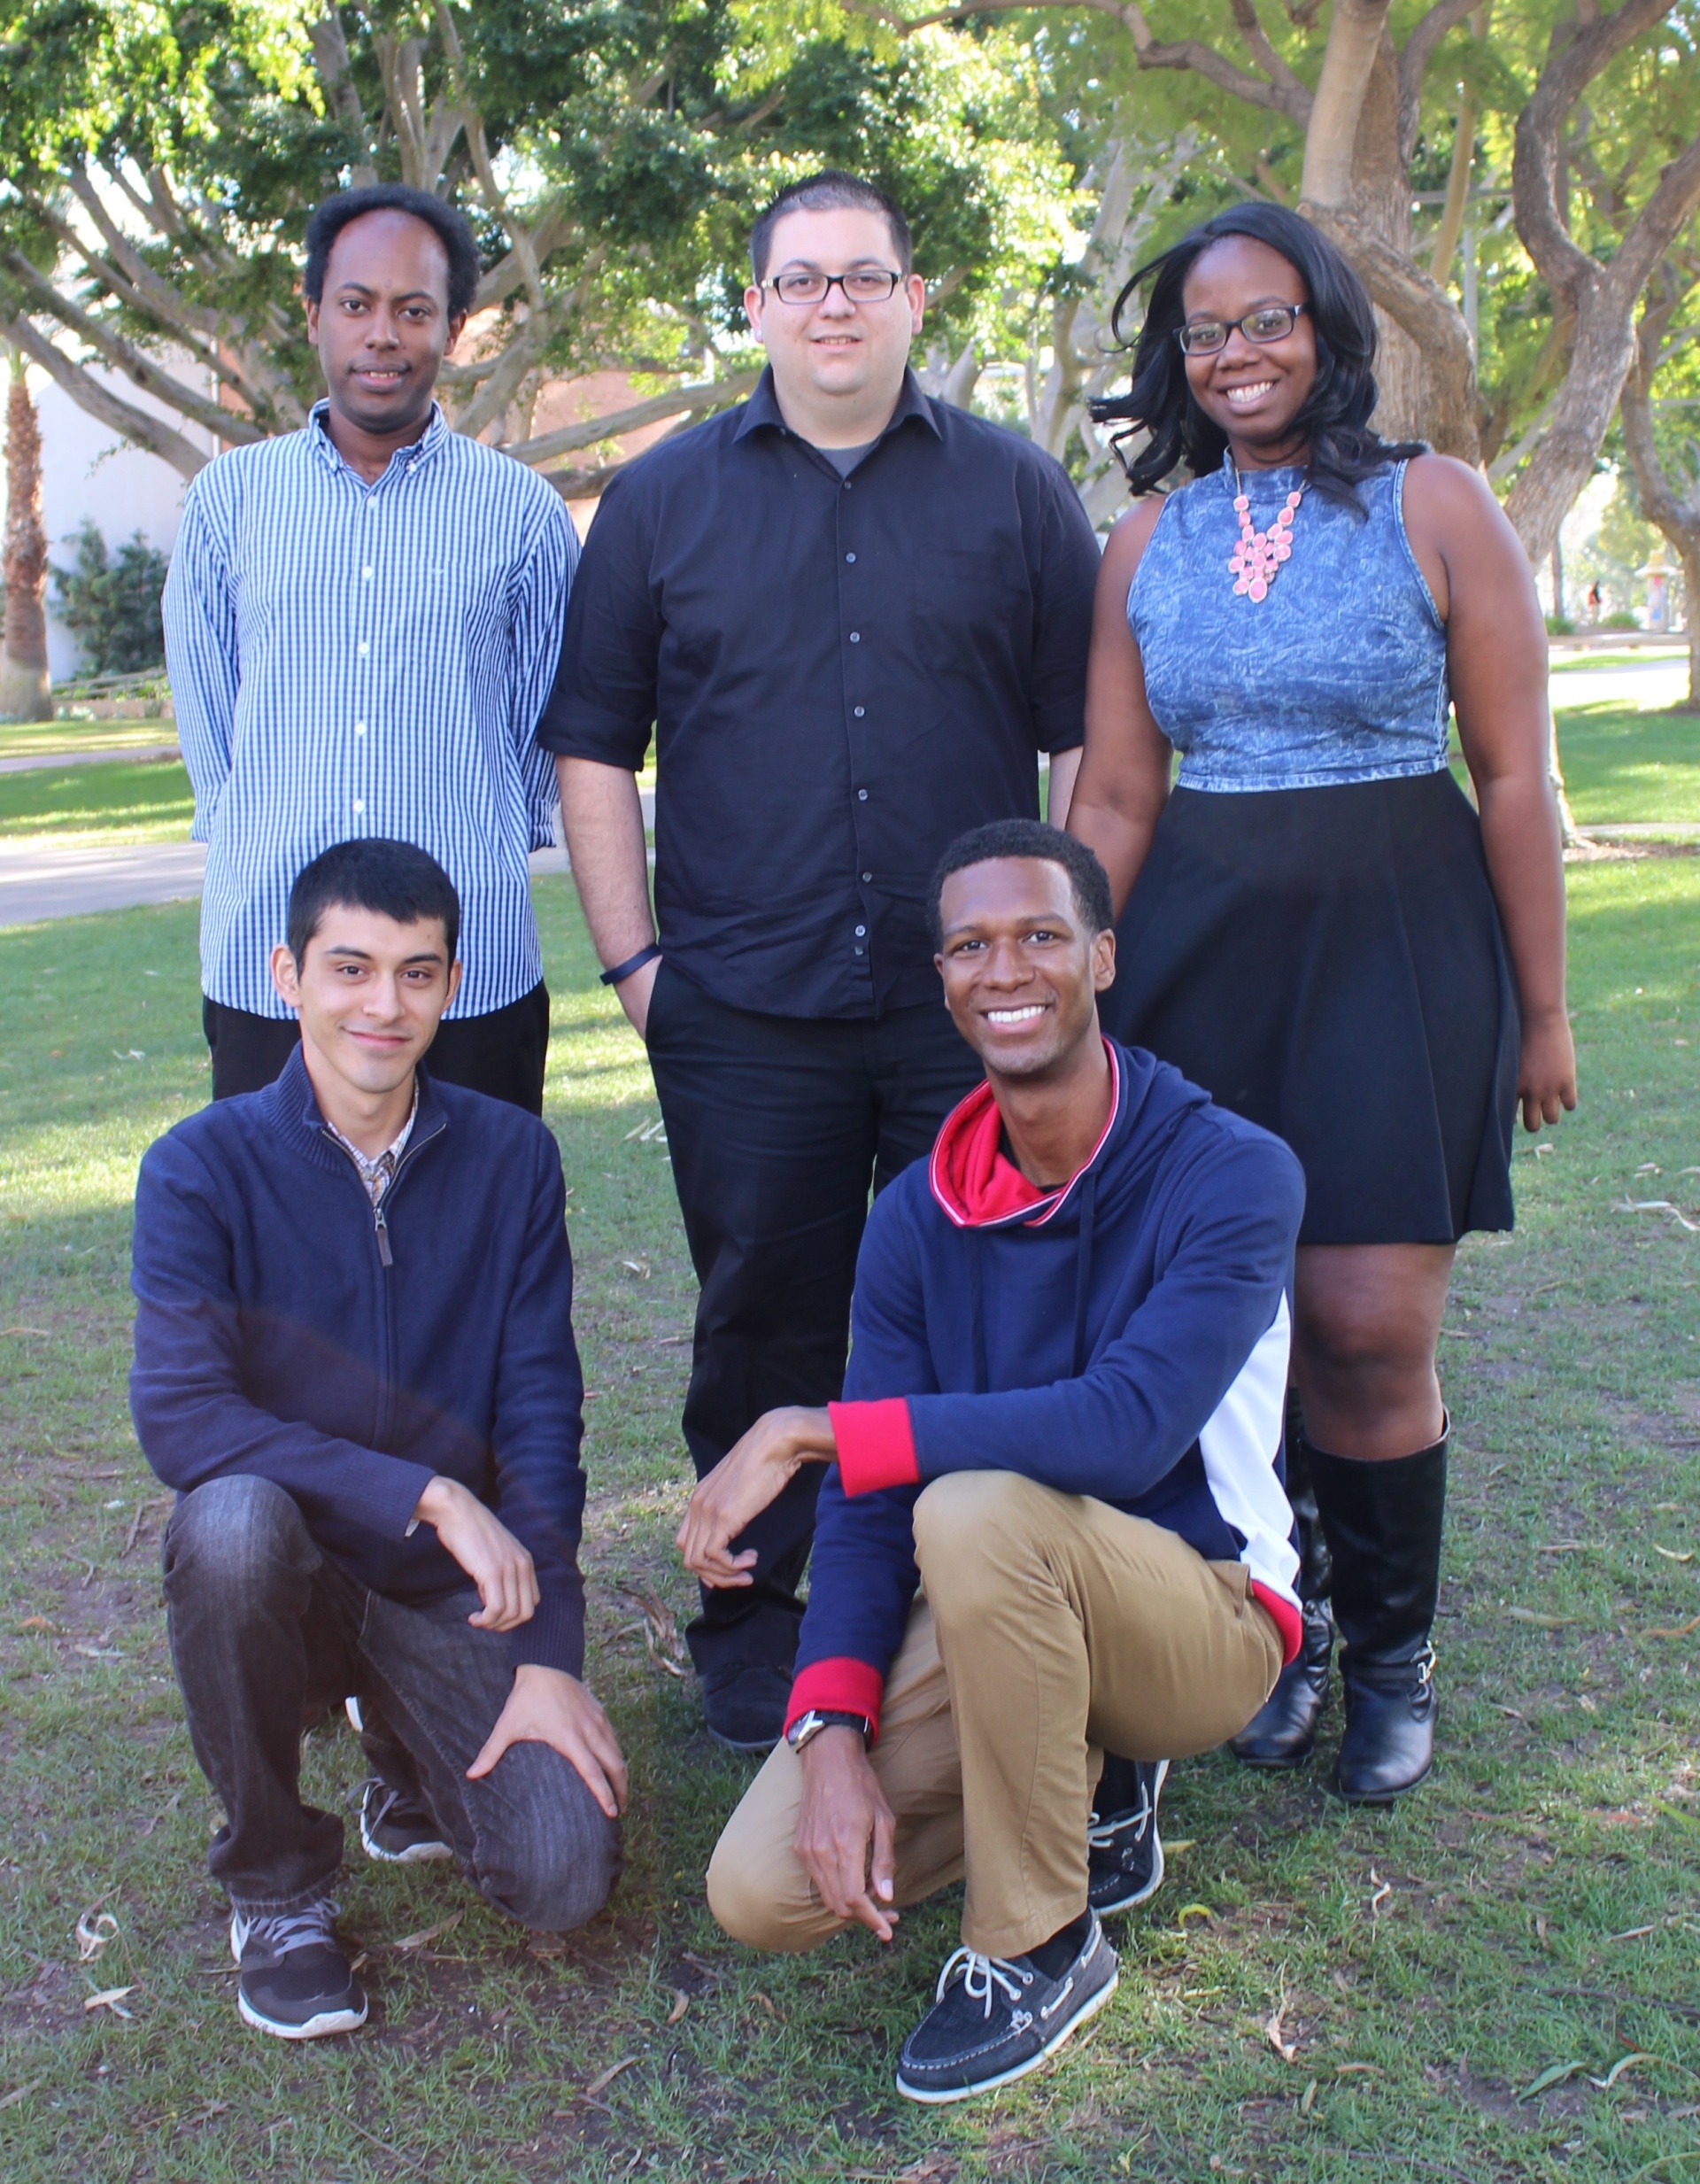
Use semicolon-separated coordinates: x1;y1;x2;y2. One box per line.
131;839;624;2042
680;821;1306;2103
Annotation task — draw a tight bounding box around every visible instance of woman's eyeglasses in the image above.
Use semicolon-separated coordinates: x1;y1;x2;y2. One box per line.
764;269;905;306
1176;303;1308;355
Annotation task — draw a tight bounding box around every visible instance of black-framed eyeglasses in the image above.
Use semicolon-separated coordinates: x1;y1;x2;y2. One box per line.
764;268;905;306
1176;302;1308;355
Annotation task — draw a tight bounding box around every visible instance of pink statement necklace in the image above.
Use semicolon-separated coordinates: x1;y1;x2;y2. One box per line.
1228;462;1304;601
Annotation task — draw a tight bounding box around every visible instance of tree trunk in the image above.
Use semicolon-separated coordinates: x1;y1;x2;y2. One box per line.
1501;271;1641;565
1;360;50;721
1349;34;1423;441
1549;538;1565;622
1619;275;1700;709
1681;546;1700;709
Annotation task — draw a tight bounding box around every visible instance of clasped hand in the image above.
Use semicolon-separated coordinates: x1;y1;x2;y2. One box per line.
675;1406;837;1585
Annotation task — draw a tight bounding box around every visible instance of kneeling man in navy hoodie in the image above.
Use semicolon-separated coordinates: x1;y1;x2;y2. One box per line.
131;839;624;2041
680;821;1305;2103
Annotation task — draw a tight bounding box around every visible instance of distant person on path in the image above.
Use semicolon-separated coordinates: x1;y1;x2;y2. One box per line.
163;185;575;1112
130;840;623;2041
1070;204;1575;1804
539;172;1102;1749
685;825;1303;2104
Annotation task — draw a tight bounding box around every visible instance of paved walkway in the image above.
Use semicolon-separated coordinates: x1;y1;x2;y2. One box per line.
0;794;656;929
0;743;181;777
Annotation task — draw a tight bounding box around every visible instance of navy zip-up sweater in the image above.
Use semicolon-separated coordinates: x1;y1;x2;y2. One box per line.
788;1041;1307;1738
130;1049;588;1675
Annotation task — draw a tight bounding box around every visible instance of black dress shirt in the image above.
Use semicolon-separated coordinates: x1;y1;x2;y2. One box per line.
539;368;1102;1018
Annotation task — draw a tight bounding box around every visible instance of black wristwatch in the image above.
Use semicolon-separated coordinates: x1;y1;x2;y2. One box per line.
785;1708;872;1752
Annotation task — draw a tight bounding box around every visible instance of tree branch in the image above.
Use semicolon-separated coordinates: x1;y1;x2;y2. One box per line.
1;316;212;481
2;256;267;445
1228;0;1314;117
1300;0;1392;207
1397;0;1479;162
1511;0;1671;306
499;370;762;464
309;9;377;182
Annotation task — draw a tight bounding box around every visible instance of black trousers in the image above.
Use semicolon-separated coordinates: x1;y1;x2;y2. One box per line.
644;959;984;1678
202;983;552;1115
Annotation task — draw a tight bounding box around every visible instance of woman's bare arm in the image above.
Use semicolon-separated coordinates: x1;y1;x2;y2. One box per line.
1065;500;1172;917
1402;455;1578;1131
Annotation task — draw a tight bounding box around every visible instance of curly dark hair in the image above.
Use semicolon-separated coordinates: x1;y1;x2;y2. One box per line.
928;820;1113;949
1089;201;1425;513
304;185;482;320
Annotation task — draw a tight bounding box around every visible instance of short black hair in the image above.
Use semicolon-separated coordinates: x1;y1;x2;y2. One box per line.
750;170;913;285
287;839;461;966
303;185;482;319
929;820;1114;949
1090;200;1424;512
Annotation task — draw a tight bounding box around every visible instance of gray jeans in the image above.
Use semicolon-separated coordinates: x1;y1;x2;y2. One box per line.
162;1474;621;1924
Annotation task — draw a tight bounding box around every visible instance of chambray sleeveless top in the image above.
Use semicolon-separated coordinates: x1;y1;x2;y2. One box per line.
1126;455;1449;792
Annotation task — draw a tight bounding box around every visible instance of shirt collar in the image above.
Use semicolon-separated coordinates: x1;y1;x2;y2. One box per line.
307;399;449;481
325;1077;420;1182
733;365;942;447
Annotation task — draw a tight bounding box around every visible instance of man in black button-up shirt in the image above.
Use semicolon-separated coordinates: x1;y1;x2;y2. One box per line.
539;171;1101;1748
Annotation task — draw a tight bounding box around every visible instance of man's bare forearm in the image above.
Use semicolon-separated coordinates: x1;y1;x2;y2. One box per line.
556;755;655;965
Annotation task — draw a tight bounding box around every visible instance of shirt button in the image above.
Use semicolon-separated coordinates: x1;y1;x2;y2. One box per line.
862;871;872;882
854;924;866;938
352;799;366;816
857;788;869;801
354;721;367;736
849;631;861;643
358;640;369;656
361;566;373;580
854;945;866;956
854;706;865;719
846;552;857;563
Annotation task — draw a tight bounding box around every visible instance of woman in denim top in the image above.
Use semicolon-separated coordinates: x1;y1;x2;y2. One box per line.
1068;205;1574;1808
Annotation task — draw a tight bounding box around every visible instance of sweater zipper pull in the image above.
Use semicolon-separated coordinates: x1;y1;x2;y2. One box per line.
374;1203;393;1268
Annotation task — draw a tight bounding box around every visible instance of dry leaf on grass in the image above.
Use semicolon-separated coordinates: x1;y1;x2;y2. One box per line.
1653;1545;1695;1564
1506;1607;1579;1630
1263;1972;1297;2063
665;1988;689;2025
75;1911;118;1963
83;1987;135;2017
1368;1870;1392;1917
618;1586;689;1678
1648;1613;1700;1639
388;1911;462;1953
583;2055;640;2097
0;2078;44;2110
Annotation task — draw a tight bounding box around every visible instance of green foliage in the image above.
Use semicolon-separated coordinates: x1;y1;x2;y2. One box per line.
50;523;168;677
1545;612;1575;634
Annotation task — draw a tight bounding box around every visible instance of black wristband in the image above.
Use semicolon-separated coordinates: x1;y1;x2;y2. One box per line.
599;942;661;987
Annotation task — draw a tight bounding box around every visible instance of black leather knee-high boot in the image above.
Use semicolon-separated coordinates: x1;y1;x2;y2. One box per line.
1232;1390;1333;1768
1308;1429;1447;1804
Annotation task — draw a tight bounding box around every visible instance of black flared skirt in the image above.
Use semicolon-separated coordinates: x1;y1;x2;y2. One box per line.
1099;771;1519;1245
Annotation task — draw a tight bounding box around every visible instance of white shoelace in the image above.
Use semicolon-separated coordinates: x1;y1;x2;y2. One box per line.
1086;1781;1152;1850
240;1899;341;1958
934;1947;1032;2018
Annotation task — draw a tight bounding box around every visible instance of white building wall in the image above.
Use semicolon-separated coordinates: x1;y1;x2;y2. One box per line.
28;354;222;681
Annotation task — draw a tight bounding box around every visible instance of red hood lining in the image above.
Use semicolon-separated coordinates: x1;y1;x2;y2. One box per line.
928;1042;1121;1229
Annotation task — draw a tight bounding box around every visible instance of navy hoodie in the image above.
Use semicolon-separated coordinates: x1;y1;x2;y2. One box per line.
788;1040;1307;1738
130;1048;588;1675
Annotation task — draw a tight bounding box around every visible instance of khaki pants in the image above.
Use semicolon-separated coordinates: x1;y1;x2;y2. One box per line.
708;1471;1283;1961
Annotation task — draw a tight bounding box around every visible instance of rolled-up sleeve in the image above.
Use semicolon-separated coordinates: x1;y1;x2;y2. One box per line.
535;470;659;770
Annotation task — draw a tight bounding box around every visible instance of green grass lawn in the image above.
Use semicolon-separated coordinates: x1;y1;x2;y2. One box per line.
0;720;176;766
1556;708;1700;827
0;758;194;845
1;867;1697;2181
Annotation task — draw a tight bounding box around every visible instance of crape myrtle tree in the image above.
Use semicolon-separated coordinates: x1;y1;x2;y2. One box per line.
1620;247;1700;703
0;0;1078;495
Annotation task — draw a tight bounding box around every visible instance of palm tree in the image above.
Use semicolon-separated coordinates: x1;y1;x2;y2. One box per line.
2;352;51;721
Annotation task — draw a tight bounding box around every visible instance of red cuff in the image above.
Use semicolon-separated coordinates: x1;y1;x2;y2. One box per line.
785;1657;888;1745
828;1398;919;1495
1251;1583;1302;1668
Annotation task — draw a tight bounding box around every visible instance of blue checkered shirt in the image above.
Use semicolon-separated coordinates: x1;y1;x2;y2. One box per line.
164;403;576;1018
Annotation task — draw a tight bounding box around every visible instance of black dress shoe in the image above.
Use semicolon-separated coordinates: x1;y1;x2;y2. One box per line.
1231;1601;1333;1768
1335;1641;1436;1802
700;1661;793;1752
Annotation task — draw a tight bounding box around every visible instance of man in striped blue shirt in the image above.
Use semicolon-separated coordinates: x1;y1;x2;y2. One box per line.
163;185;576;1112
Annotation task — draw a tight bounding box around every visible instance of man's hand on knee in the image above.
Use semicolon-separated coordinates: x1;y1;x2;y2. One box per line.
467;1664;630;1820
676;1406;837;1585
795;1729;899;1943
413;1476;538;1630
